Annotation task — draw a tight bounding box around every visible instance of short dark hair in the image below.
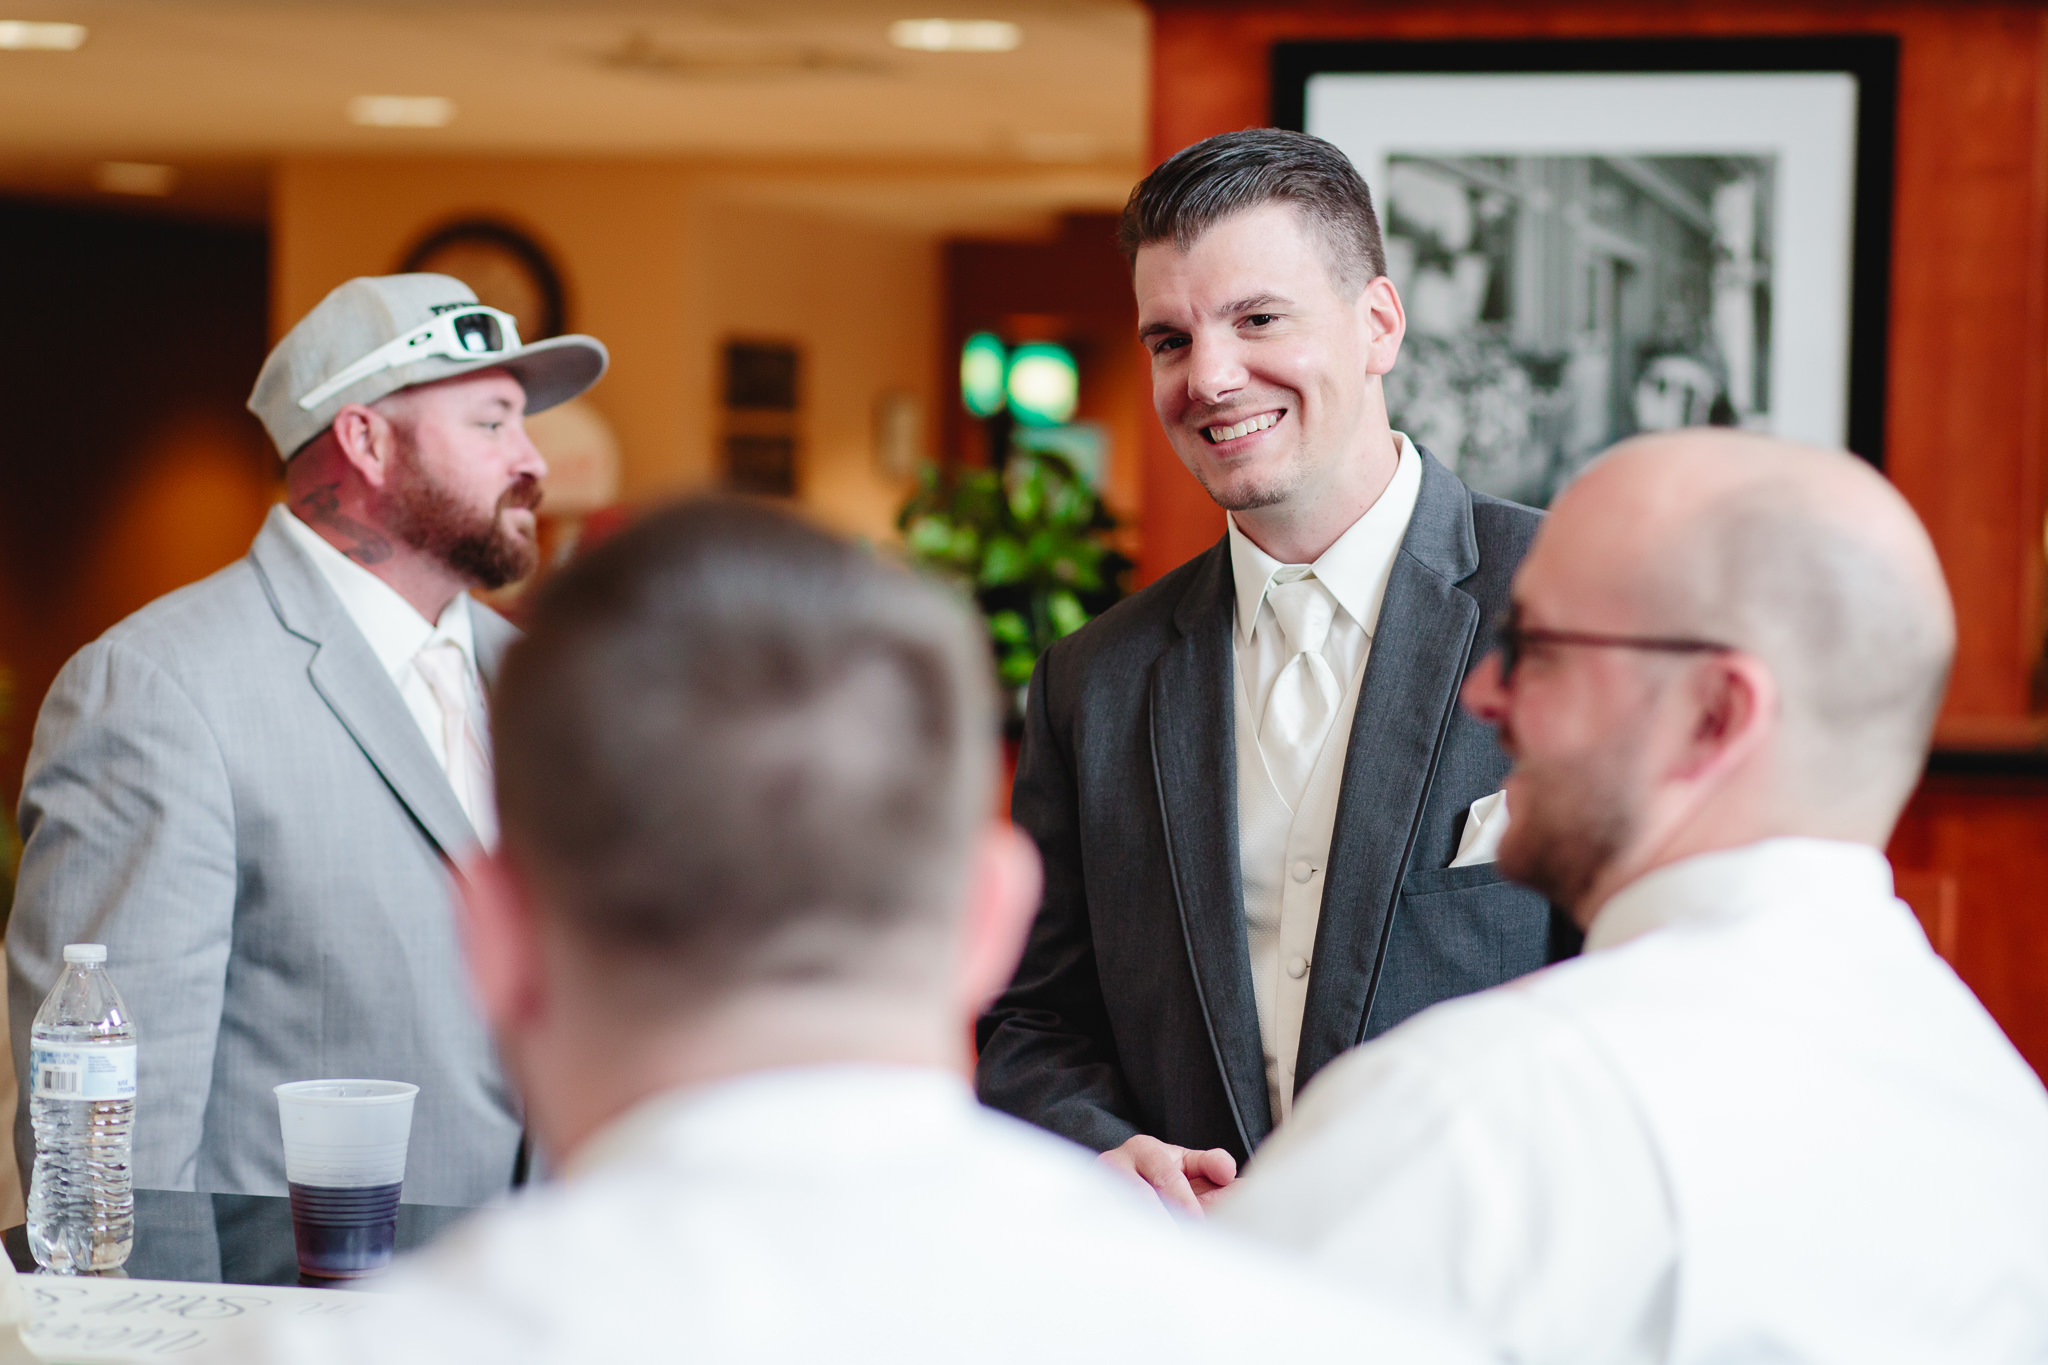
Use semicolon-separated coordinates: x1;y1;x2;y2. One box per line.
1117;128;1387;292
492;498;995;992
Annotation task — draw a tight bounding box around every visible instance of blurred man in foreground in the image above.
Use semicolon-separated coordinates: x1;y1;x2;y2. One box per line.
1221;431;2048;1362
203;499;1489;1365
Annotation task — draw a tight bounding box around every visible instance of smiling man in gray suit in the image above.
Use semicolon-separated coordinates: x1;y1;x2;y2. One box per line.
977;130;1578;1212
9;274;606;1204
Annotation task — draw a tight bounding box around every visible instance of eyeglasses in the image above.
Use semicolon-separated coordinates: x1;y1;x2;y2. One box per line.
1494;605;1733;684
296;304;522;412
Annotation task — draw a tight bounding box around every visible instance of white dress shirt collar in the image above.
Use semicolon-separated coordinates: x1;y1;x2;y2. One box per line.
566;1064;973;1181
1585;837;1896;954
1227;432;1424;647
279;507;478;677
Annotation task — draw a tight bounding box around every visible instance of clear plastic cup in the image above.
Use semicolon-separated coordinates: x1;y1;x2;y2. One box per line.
274;1079;418;1279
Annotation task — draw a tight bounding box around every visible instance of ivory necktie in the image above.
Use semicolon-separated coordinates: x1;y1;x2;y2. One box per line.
1258;571;1342;810
413;639;498;848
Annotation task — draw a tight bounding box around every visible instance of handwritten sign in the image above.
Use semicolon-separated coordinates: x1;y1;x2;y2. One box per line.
21;1276;375;1363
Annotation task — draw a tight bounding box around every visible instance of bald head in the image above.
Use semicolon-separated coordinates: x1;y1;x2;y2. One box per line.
1552;429;1954;828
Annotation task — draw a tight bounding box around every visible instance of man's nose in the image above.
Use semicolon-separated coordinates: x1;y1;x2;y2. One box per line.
512;423;548;482
1185;334;1247;405
1461;651;1509;724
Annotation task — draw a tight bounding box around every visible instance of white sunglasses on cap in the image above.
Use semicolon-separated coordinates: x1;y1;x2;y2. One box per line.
295;304;522;412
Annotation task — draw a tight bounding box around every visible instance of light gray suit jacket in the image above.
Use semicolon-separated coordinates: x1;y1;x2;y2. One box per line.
9;506;522;1205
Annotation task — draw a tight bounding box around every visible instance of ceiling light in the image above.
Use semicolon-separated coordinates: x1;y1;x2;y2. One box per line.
0;20;85;50
95;162;176;197
888;19;1020;53
348;95;455;129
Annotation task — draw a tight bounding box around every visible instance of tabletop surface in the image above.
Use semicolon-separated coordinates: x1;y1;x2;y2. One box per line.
4;1189;473;1288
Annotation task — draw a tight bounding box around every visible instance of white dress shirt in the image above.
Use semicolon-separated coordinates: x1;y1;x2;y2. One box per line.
1229;433;1423;1121
1220;838;2048;1365
198;1065;1491;1365
279;510;496;844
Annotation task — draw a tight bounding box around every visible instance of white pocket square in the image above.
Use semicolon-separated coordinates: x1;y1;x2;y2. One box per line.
1449;790;1510;868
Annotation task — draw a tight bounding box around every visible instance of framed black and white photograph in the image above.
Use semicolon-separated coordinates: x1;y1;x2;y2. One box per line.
1274;36;1897;506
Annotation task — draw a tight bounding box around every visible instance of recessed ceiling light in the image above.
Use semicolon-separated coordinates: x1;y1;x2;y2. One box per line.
95;161;176;196
888;19;1020;53
0;20;86;50
348;95;455;129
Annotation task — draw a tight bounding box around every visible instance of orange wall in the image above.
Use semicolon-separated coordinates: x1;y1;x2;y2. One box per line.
1892;767;2048;1078
690;196;939;541
273;157;935;540
1140;0;2048;730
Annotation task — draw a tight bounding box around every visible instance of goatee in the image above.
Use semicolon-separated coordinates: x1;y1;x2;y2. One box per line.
389;461;543;591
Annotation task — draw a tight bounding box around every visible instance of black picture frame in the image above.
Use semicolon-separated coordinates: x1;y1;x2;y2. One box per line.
1271;34;1898;468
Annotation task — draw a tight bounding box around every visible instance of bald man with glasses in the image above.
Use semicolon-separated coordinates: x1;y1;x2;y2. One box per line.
1220;430;2048;1364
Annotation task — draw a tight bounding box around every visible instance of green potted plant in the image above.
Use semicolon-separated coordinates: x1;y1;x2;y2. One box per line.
898;449;1128;724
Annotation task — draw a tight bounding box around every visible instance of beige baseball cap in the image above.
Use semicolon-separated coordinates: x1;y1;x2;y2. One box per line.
247;273;609;460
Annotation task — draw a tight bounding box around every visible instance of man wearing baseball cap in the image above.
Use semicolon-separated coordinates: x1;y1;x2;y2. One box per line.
8;274;607;1204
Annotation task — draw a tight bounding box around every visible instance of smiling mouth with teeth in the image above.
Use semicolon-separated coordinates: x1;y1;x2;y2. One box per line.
1203;410;1284;444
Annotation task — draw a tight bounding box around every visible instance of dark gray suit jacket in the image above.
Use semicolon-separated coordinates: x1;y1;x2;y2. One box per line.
976;451;1578;1162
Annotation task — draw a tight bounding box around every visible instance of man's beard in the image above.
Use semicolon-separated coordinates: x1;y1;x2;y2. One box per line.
1495;728;1645;914
386;447;542;591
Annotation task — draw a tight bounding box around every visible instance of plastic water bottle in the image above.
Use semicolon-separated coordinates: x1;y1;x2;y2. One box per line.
26;944;136;1274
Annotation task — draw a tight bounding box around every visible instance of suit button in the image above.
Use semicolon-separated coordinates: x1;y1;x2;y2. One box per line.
1291;859;1314;883
1286;955;1309;979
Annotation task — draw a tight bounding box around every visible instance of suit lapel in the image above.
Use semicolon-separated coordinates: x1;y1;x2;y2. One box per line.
1295;453;1482;1087
470;600;519;690
248;506;481;866
1149;542;1272;1152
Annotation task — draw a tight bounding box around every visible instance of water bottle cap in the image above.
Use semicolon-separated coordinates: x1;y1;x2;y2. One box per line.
61;944;106;964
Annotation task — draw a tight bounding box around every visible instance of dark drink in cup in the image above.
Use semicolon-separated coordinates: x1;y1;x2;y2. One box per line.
274;1080;418;1281
287;1180;402;1278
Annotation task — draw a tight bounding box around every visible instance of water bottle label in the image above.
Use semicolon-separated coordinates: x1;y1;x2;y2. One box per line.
31;1043;136;1101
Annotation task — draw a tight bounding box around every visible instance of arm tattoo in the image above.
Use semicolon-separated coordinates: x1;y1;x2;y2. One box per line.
297;483;394;565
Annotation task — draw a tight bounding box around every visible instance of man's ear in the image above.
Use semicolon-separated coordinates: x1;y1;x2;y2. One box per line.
329;402;400;491
453;847;548;1036
956;821;1044;1015
1671;652;1778;784
1360;274;1406;377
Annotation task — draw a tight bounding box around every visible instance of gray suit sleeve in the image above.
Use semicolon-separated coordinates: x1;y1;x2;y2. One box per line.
975;652;1143;1153
9;639;236;1193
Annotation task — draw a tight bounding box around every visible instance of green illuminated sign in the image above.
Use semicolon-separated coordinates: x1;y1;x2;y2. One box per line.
960;332;1007;418
1005;342;1078;427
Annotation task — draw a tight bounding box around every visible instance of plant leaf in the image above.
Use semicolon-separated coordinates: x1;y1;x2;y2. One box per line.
1048;589;1089;638
987;610;1032;647
980;536;1028;586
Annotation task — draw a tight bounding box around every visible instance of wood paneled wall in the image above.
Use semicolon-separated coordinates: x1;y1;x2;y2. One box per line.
1140;0;2048;729
1892;764;2048;1076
